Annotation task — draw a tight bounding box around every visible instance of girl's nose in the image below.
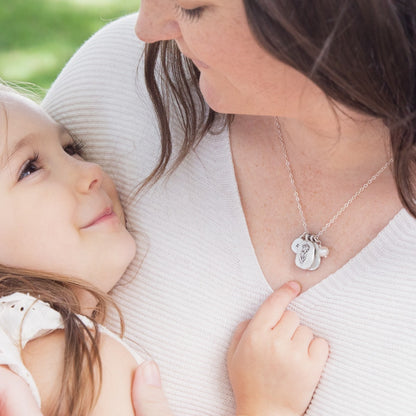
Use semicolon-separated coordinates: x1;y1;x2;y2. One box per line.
75;160;104;194
135;1;181;43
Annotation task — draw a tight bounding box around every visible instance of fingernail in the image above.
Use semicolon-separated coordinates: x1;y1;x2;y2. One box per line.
286;281;301;293
140;360;162;387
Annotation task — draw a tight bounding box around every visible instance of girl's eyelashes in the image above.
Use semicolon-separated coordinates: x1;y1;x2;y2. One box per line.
18;153;40;181
17;140;85;182
63;140;85;157
176;5;206;21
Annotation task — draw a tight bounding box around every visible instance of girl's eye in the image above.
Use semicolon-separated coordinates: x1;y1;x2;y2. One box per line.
18;154;40;181
177;6;206;21
64;140;85;157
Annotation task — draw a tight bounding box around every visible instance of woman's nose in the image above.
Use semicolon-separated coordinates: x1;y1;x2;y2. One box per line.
75;160;104;194
135;0;181;43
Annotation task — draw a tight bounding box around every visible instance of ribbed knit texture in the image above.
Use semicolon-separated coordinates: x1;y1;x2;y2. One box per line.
42;14;416;416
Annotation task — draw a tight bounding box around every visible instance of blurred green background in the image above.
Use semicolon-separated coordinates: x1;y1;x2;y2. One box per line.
0;0;140;97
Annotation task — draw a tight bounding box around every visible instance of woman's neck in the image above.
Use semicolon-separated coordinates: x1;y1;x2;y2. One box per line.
276;107;392;179
230;112;400;291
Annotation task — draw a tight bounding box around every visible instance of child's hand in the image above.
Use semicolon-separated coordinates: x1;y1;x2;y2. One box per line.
227;282;329;416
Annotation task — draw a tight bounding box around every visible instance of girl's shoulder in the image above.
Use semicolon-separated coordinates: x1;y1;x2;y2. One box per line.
0;293;60;408
23;329;138;415
0;293;140;415
89;331;139;416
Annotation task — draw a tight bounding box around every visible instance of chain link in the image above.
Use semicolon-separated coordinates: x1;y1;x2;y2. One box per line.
275;117;393;239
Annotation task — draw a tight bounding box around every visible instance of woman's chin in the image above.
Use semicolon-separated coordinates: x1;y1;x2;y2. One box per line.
199;75;235;114
199;75;256;116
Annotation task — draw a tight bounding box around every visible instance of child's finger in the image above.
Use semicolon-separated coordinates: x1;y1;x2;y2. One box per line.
291;324;314;347
308;337;330;364
249;281;301;332
271;309;300;339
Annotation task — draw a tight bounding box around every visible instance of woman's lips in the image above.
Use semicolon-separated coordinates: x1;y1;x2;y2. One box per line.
192;58;210;69
176;42;210;69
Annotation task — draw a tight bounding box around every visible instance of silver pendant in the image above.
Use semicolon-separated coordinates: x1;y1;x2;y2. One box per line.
291;233;329;271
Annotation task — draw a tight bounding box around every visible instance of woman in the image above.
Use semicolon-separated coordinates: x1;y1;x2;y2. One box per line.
27;0;416;414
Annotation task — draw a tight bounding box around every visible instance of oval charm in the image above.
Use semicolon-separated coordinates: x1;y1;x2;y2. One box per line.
291;237;316;270
291;234;329;271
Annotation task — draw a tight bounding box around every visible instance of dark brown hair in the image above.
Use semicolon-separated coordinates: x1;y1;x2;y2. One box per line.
0;266;122;416
144;0;416;216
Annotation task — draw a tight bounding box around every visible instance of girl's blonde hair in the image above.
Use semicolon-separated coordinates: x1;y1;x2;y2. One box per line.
0;78;45;102
0;83;124;415
0;266;123;415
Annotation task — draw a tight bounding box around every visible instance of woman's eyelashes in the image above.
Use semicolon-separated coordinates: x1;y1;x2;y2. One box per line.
17;140;85;181
176;5;206;21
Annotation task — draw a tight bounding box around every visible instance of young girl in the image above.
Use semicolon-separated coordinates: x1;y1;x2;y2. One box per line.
0;84;328;416
0;83;139;415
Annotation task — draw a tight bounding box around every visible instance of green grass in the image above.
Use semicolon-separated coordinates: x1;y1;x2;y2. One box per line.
0;0;140;96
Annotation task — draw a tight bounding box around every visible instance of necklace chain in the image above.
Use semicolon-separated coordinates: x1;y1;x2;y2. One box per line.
275;117;393;239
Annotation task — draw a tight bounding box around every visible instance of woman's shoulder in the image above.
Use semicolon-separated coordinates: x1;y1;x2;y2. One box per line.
45;12;142;80
43;13;147;120
42;13;163;183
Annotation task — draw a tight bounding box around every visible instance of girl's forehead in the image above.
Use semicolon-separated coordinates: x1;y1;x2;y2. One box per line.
0;103;10;167
0;92;53;131
0;91;37;111
0;99;9;145
0;92;57;150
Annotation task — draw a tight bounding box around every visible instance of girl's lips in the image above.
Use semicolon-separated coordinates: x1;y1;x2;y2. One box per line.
83;208;117;228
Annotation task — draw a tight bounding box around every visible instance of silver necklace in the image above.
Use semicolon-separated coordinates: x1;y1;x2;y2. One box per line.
275;118;393;271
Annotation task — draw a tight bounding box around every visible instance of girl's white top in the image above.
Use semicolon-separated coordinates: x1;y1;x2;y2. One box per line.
41;14;416;416
0;292;143;408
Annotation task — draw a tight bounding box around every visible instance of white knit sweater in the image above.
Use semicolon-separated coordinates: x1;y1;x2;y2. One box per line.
42;14;416;416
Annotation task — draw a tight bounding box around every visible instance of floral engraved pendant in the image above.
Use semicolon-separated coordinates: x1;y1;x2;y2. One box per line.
291;234;329;271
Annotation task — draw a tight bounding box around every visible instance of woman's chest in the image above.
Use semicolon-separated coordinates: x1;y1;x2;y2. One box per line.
230;117;402;291
290;279;416;416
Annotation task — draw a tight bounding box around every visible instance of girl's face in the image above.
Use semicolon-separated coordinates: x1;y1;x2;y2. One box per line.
0;92;136;292
135;0;319;117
